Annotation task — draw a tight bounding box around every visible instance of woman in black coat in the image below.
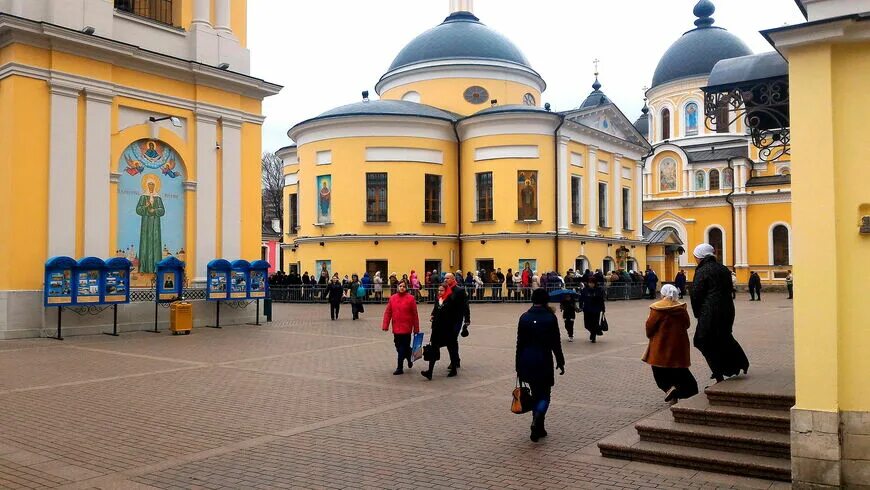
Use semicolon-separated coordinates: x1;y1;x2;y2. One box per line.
580;278;606;343
326;275;344;320
690;245;749;382
516;288;565;442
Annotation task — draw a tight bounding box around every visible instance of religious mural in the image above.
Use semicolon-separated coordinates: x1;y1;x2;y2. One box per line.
316;175;332;224
116;140;185;287
314;260;331;283
695;170;707;190
722;167;734;188
517;171;538;220
685;102;699;136
659;160;677;191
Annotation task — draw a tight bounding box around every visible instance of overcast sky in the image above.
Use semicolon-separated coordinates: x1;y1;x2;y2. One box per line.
249;0;805;153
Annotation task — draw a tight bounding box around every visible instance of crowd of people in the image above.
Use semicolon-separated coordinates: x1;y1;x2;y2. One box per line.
377;242;754;443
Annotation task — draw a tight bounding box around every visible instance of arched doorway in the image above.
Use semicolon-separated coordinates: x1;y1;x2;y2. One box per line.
772;224;790;265
708;227;724;264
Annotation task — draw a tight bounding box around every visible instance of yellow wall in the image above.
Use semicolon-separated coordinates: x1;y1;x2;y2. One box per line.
745;202;791;267
381;78;540;116
295;136;459;238
291;240;459;279
0;76;50;291
231;0;248;47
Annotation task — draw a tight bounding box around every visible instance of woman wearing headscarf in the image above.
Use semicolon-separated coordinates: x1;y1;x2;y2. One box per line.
690;243;749;382
580;277;606;343
516;288;565;442
643;284;699;402
409;270;421;301
349;274;364;320
373;271;384;301
422;273;470;379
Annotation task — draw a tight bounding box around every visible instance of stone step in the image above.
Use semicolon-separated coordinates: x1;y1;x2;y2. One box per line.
671;396;790;434
704;376;795;411
635;418;791;459
598;430;791;482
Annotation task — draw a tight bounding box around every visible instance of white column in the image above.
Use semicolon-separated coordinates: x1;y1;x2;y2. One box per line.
214;0;231;33
612;154;623;237
221;117;243;259
740;204;749;267
733;203;743;266
682;167;690;197
636;162;644;240
735;161;746;193
587;146;599;235
48;82;80;258
557;135;570;234
195;113;218;281
192;0;211;26
83;89;113;258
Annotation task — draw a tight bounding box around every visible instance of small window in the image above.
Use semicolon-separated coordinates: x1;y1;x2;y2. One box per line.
366;173;388;222
780;167;791;176
476;172;493;221
709;169;720;189
401;91;421;103
523;93;536;106
598;182;608;228
571;176;582;225
622;187;631;230
772;225;790;265
661;108;671;140
424;174;442;224
708;228;724;263
288;194;298;234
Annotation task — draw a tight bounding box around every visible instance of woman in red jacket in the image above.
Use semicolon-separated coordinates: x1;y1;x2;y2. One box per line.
382;280;420;375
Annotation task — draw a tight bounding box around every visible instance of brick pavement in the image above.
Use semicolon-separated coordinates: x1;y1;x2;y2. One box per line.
0;295;795;489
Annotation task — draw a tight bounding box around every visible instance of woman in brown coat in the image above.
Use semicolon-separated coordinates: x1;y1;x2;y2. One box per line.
643;284;699;403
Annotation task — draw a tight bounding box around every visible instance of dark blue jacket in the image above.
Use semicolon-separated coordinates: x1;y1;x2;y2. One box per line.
516;306;565;387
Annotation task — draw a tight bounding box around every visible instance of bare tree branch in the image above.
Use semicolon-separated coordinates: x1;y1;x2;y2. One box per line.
262;152;284;227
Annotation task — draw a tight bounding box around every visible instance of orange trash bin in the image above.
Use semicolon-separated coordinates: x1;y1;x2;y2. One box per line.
170;301;193;335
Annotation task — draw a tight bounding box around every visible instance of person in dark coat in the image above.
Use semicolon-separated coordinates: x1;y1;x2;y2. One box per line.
748;271;762;301
559;293;579;342
644;266;659;299
349;274;364;320
580;277;606;343
422;285;452;379
674;270;687;299
690;244;749;382
516;288;565;442
506;268;515;300
326;274;344;320
421;273;469;378
643;284;699;402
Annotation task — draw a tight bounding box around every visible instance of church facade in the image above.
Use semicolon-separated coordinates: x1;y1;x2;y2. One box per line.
0;0;280;338
281;3;651;282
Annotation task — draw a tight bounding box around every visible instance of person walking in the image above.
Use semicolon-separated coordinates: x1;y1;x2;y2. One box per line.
506;268;515;300
496;268;505;300
674;270;687;300
373;271;384;301
748;271;762;301
349;274;364;320
382;280;420;375
786;271;793;299
643;284;699;403
327;274;344;320
644;266;659;299
422;285;452;379
580;277;606;343
516;288;565;442
361;272;372;299
559;292;579;342
429;273;469;377
690;244;749;382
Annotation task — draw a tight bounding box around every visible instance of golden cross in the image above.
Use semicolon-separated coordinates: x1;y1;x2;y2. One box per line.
593;58;600;76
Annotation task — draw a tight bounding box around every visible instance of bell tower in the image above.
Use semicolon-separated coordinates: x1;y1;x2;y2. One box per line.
449;0;474;14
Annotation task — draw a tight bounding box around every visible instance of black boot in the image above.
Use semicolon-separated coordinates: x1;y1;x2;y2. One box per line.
530;412;542;442
447;367;457;377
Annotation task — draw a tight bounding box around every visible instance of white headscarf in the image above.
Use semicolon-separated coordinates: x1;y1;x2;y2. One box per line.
660;284;680;301
693;243;716;259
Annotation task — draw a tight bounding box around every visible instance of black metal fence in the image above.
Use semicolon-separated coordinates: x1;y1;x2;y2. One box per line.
114;0;174;25
270;283;651;305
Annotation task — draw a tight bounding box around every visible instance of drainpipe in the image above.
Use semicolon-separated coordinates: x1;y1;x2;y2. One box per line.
452;123;462;272
553;114;566;274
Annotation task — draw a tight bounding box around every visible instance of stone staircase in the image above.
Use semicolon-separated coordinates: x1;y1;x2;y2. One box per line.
598;376;794;482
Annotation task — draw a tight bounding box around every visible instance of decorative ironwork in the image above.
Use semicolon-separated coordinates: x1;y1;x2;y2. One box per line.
66;305;114;316
114;0;175;26
224;301;253;309
704;78;790;163
129;288;206;303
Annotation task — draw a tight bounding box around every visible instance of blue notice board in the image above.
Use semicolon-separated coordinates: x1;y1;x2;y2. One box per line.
229;260;250;299
248;260;270;299
207;259;231;301
75;257;106;304
103;258;132;304
156;257;185;302
44;256;77;307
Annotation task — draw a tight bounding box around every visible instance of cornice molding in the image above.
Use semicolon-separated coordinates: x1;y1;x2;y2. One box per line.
376;58;547;94
294;234;458;245
290;116;457;146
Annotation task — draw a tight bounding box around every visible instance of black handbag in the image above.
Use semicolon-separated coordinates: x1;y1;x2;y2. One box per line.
599;313;609;332
422;343;440;362
511;378;533;414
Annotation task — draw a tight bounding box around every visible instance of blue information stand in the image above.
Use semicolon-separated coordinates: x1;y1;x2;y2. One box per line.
206;259;232;328
102;258;132;336
74;257;106;305
229;260;251;300
153;257;185;333
247;260;270;326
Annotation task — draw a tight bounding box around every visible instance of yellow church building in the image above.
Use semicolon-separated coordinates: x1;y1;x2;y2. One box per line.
0;0;280;338
639;0;792;284
282;0;651;281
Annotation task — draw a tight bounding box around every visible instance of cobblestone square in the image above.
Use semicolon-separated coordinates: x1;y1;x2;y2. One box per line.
0;295;794;489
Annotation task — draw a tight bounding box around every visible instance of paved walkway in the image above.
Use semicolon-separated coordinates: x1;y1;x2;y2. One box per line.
0;295;795;489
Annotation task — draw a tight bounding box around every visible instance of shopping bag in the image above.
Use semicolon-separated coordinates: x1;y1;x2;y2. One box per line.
411;332;424;361
511;378;533;414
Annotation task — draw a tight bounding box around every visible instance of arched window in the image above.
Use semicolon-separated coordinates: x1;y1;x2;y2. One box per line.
722;168;734;188
401;91;421;103
661;108;671;140
780;167;791;176
772;225;790;265
709;169;720;189
575;256;588;273
685;102;699;136
695;170;707;190
708;227;724;263
603;257;615;273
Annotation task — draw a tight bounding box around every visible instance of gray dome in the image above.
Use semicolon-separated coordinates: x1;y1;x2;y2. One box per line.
651;1;752;88
388;11;532;71
473;104;554;116
633;103;650;138
579;76;611;109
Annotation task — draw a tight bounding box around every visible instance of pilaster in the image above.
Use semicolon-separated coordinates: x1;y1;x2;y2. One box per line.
48;81;81;258
635;162;644;241
587;145;599;236
83;89;113;258
194;112;219;281
557;135;570;234
220;116;243;260
612;154;622;238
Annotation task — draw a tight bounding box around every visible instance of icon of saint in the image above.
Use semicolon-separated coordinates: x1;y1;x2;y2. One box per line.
144;141;160;160
136;174;165;274
319;180;331;220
